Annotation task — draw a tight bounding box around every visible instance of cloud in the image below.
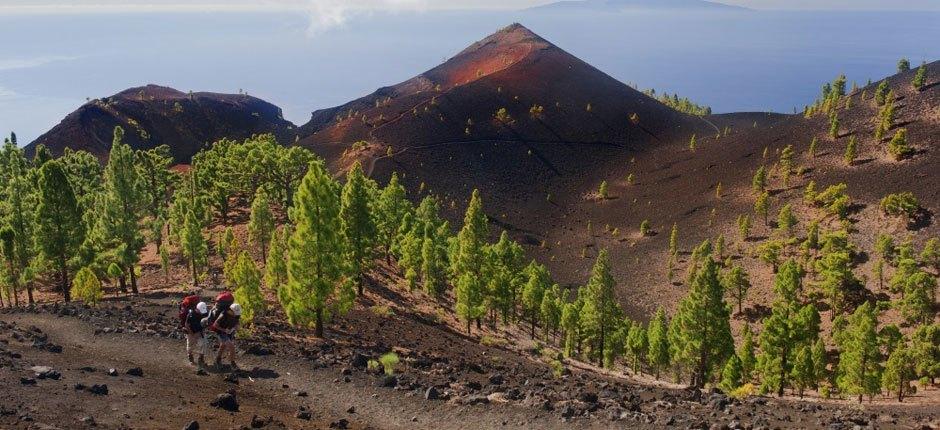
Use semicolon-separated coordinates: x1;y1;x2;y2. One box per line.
0;55;81;71
303;0;428;36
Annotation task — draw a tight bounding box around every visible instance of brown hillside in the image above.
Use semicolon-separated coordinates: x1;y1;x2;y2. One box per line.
26;85;297;162
298;23;709;166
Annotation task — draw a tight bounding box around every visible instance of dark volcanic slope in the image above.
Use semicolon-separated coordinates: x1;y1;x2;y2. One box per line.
298;23;708;163
27;85;297;162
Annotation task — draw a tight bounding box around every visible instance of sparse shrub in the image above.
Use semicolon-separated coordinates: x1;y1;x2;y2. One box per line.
494;108;511;123
639;220;651;236
912;62;927;90
598;181;609;199
71;266;103;306
888;129;913;160
879;192;920;219
897;57;911;73
843;136;857;166
379;352;400;375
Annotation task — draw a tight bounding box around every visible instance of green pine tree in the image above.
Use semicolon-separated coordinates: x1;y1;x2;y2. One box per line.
843;136;857;166
912;62;927;90
248;187;276;260
647;307;671;379
580;249;623;367
35;160;86;301
340;162;377;296
719;354;744;392
522;261;551;338
882;342;915;402
672;249;734;388
283;159;351;337
231;251;264;330
454;189;488;334
71;266;103;306
836;301;883;403
723;264;751;315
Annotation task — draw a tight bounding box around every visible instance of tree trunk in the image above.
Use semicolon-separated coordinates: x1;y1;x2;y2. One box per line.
315;307;324;338
60;266;71;302
475;318;481;330
119;275;128;294
777;347;789;397
191;260;199;288
466;320;471;335
129;266;139;295
530;317;536;339
897;382;903;402
26;283;34;305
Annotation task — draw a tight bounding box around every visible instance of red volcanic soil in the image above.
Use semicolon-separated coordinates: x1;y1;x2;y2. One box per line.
26;85;297;162
298;23;709;167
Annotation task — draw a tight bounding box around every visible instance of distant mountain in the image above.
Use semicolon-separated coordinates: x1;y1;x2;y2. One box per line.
298;23;707;165
26;85;297;162
527;0;747;12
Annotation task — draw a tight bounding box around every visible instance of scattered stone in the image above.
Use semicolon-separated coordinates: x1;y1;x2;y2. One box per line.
350;353;368;369
346;406;356;414
126;367;144;377
295;411;311;421
196;369;208;376
465;394;490;405
329;418;348;429
341;368;351;376
19;377;36;386
245;345;273;356
294;391;308;397
377;375;397;388
79;416;96;425
31;366;60;380
183;421;199;430
578;391;598;404
211;391;239;412
88;384;109;395
424;387;440;400
107;368;118;376
488;374;504;385
250;415;267;428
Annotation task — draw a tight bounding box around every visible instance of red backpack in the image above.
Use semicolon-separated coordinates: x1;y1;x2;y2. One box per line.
178;295;200;328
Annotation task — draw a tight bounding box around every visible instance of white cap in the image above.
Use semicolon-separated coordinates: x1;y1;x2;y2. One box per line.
196;302;208;314
231;303;242;316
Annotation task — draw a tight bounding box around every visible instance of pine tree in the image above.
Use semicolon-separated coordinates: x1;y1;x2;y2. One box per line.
874;80;890;106
598;180;609;199
522;262;551;338
1;142;36;304
420;223;448;297
231;251;264;329
539;284;562;341
837;301;883;403
737;214;751;242
485;231;525;325
888;128;912;160
900;271;936;325
71;266;103;306
843;136;857;166
580;249;623;367
454;189;488;333
791;345;815;398
340;162;377;296
739;324;756;382
776;203;796;237
755;192;770;226
811;338;828;389
35;160;85;302
920;238;940;273
808;137;818;158
909;324;940;385
669;223;679;257
828;112;840;139
751;166;767;194
647;307;670;379
97;126;146;294
882;343;915;402
779;145;795;187
283;159;351;337
723;264;751;315
134;144;174;250
672;251;734;388
248;187;275;260
757;260;817;396
265;226;289;299
720;354;743;392
897;57;911;73
912;62;927;90
180;208;207;287
626;323;648;372
561;299;583;358
689;134;697;151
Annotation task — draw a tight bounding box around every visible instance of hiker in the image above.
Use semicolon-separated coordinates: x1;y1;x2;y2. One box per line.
210;302;241;370
183;301;208;366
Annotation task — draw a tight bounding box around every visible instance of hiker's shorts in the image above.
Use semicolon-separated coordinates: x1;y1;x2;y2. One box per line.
186;331;207;355
218;332;234;344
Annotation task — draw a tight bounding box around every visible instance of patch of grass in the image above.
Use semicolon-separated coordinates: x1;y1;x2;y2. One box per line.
728;383;755;399
370;305;394;317
480;335;507;347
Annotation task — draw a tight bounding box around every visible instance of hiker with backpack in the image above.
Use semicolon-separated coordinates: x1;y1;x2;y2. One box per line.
209;302;241;370
179;295;209;366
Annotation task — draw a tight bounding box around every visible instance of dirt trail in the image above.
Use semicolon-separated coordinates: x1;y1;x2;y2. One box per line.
0;311;600;430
